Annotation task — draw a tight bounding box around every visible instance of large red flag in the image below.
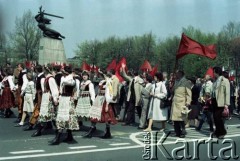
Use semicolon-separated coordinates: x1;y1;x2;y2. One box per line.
177;33;217;60
115;57;127;82
140;60;152;72
81;61;91;71
107;59;117;71
150;65;158;77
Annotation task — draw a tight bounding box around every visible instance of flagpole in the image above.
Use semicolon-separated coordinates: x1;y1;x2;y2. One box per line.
174;57;179;73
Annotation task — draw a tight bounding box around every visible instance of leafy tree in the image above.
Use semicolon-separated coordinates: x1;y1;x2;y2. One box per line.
74;22;240;79
0;9;7;66
9;10;41;61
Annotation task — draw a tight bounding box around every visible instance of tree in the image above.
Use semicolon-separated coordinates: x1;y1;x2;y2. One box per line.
156;36;180;73
9;10;41;61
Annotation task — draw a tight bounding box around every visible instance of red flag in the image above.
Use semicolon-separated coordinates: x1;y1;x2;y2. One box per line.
140;60;152;72
115;57;127;82
150;65;158;77
205;67;214;78
81;61;91;71
25;61;31;68
229;76;235;81
90;65;99;73
177;33;217;60
107;59;117;71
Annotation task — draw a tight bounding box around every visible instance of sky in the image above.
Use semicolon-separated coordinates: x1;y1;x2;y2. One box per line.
1;0;240;58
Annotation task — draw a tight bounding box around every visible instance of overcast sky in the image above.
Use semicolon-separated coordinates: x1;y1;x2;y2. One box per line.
1;0;240;58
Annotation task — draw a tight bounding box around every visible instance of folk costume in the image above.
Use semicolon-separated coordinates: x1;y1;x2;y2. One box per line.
16;73;36;127
49;70;79;145
88;79;117;138
32;73;59;137
24;72;45;131
76;73;95;118
0;75;15;117
16;69;27;121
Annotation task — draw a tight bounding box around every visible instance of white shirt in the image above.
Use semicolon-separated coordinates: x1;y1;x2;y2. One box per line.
38;72;45;92
80;80;95;102
21;69;28;92
60;74;76;94
46;74;59;102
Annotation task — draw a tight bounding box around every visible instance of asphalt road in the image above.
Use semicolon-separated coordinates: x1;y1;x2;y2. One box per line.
0;109;240;161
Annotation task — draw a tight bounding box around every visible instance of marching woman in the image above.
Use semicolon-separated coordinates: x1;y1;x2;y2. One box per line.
15;72;35;127
76;71;95;136
0;68;15;118
31;65;59;137
24;65;45;131
88;69;118;138
144;72;168;132
49;66;79;145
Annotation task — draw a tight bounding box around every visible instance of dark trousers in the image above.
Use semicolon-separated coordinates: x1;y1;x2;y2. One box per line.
125;101;136;124
173;121;185;136
212;98;227;137
112;103;120;117
230;96;235;115
198;111;213;131
17;86;23;118
136;106;142;119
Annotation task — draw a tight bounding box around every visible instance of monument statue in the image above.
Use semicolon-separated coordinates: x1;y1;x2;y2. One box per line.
37;6;67;65
35;6;65;40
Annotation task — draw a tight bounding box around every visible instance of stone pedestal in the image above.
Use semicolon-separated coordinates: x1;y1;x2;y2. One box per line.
38;37;67;65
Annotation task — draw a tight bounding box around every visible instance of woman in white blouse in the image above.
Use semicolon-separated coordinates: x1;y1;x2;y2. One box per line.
49;66;79;145
144;72;168;132
31;65;59;137
15;72;35;126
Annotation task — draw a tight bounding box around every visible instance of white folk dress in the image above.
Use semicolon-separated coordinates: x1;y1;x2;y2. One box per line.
38;74;59;122
76;80;95;118
22;81;35;112
56;74;79;130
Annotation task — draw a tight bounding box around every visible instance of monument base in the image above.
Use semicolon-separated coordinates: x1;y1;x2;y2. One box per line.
38;37;67;65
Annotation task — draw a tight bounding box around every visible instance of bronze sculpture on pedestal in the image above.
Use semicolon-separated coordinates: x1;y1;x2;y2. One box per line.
35;6;65;40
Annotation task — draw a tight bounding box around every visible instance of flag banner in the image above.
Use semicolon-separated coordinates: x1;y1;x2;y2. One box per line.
205;67;214;78
177;33;217;60
81;61;91;71
150;65;158;77
115;57;127;82
107;59;117;71
140;60;152;71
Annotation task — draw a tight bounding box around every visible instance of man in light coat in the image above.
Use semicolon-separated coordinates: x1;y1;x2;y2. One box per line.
211;66;230;139
107;69;120;117
121;67;144;126
138;75;153;129
170;70;192;138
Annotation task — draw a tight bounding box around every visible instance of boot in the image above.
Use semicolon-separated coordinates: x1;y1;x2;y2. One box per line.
45;121;53;129
31;124;43;137
101;127;112;139
83;127;96;138
49;131;61;145
23;123;34;131
4;109;13;118
79;121;83;127
63;130;73;142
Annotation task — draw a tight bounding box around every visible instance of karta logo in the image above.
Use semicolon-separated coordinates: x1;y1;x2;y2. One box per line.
142;131;239;160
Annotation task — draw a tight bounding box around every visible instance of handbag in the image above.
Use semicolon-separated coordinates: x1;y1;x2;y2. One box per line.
159;83;166;109
222;108;229;118
160;99;165;109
